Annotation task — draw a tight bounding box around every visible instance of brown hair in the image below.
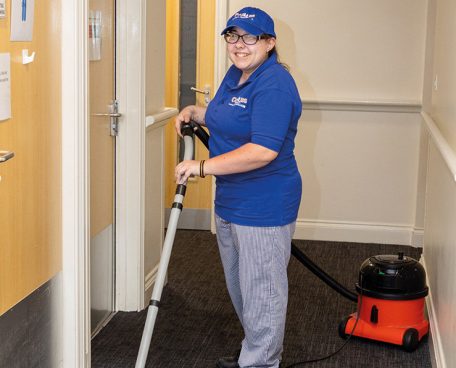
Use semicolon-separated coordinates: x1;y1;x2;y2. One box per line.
263;35;290;71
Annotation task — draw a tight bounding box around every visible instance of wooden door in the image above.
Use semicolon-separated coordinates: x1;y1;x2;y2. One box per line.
89;0;116;333
164;0;215;216
0;1;61;315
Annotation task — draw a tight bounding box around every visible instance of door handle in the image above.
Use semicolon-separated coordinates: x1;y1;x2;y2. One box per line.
91;100;121;136
92;113;122;118
190;85;211;105
0;151;14;163
190;86;209;95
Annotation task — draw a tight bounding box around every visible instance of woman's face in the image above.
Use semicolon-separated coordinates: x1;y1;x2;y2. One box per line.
226;27;276;77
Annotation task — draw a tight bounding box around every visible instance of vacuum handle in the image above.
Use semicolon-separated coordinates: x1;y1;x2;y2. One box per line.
181;123;194;137
191;121;209;149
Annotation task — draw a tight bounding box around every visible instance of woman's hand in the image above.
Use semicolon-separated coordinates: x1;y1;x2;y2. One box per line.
174;105;207;137
175;160;200;184
175;106;194;137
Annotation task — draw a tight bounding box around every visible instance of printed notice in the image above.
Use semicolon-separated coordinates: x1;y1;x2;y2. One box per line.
89;10;102;61
0;0;6;18
10;0;35;41
0;53;11;121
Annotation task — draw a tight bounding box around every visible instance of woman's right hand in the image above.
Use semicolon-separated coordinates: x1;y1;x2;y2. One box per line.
174;105;207;137
175;105;196;137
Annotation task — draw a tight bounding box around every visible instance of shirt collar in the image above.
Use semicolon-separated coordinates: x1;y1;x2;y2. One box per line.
225;53;278;90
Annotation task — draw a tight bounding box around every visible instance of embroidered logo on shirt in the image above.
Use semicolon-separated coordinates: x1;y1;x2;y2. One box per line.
229;96;248;109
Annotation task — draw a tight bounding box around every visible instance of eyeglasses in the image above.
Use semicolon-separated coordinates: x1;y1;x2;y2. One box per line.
223;32;262;45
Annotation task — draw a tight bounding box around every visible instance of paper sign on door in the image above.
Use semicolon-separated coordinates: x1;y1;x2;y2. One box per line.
0;53;11;121
0;0;6;18
89;11;102;61
10;0;35;41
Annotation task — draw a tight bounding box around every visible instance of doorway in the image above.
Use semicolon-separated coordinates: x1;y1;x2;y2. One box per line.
89;0;117;335
165;0;215;230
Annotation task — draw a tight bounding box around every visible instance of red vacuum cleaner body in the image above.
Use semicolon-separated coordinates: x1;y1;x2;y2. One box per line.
339;252;429;351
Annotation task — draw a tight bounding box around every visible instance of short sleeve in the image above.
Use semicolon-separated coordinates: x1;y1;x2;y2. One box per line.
250;89;294;152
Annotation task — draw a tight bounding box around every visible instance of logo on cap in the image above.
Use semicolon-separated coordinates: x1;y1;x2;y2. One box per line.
233;12;255;20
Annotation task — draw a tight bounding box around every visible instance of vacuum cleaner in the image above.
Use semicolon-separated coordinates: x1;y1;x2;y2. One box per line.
338;252;429;351
136;121;429;367
291;245;429;352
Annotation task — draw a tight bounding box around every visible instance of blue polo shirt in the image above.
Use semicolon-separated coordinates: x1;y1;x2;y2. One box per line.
205;53;302;226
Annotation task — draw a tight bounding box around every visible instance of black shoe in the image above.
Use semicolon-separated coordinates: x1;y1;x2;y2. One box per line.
216;356;239;368
216;352;282;368
216;350;241;368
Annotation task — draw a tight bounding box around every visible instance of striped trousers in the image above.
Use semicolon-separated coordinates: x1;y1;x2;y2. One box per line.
215;215;295;368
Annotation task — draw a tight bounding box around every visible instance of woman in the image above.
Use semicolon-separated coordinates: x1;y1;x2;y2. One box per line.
175;7;302;368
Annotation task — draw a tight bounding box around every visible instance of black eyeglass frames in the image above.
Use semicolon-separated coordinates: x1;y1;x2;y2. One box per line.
223;32;263;45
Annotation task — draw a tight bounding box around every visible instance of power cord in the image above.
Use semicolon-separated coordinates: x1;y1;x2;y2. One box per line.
284;274;364;367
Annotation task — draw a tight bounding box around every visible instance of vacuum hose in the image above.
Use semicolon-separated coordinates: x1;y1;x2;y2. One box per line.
189;119;210;147
291;243;357;302
190;120;358;303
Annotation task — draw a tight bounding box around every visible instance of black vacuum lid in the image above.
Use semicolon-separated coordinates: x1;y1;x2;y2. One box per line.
355;252;429;300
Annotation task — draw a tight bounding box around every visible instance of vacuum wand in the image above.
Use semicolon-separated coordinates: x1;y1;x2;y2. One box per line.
135;123;195;368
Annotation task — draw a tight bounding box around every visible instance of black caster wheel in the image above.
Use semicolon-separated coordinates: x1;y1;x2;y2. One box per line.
338;316;352;339
402;328;419;352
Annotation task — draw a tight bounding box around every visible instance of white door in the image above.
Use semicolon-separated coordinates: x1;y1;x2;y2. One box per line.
89;0;117;334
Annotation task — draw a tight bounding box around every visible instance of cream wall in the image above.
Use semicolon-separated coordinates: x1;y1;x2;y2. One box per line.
223;0;428;244
295;109;422;244
421;0;456;366
228;0;427;101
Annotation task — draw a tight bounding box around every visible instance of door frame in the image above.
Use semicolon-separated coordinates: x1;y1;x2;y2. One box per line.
62;0;146;366
115;0;147;313
62;0;90;366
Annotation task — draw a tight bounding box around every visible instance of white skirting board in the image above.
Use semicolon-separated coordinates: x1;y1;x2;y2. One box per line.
421;256;446;368
294;219;423;246
164;210;423;247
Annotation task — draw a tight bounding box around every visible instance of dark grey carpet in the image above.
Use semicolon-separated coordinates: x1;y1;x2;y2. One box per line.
91;230;432;368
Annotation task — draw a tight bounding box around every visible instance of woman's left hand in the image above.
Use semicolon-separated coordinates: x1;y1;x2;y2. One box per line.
175;160;200;184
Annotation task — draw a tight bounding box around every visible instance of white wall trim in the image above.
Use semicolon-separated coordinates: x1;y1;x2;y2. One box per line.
62;0;90;366
422;112;456;182
412;228;424;248
145;107;178;129
116;0;147;311
294;219;422;246
421;256;447;368
302;99;421;113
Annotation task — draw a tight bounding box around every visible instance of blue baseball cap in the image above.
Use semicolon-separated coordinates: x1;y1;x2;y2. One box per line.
221;7;276;38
